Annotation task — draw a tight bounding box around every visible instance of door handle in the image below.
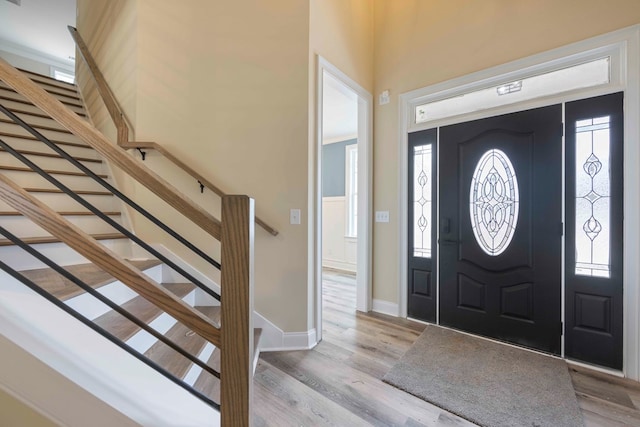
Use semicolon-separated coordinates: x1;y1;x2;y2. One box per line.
439;239;460;245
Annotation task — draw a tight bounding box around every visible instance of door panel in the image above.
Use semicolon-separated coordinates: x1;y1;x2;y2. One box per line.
439;105;562;354
408;128;437;322
565;92;623;369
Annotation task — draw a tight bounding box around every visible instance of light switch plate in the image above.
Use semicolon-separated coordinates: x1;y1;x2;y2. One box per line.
290;209;301;225
375;211;390;223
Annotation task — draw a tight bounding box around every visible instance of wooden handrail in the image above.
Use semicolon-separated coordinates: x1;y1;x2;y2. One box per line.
0;172;221;347
68;26;278;237
121;141;279;236
0;57;222;240
68;25;130;145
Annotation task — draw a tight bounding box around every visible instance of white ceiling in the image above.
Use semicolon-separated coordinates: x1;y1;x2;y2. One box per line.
322;71;358;144
0;0;76;64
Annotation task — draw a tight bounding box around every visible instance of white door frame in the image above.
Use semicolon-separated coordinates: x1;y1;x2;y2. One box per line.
314;56;373;342
398;25;640;379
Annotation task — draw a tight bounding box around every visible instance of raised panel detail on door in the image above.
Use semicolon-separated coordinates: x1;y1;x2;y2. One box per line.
500;283;534;321
457;274;486;312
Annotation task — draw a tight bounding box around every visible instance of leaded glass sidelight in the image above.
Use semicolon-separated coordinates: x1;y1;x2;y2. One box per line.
575;116;611;278
413;144;432;258
470;149;519;256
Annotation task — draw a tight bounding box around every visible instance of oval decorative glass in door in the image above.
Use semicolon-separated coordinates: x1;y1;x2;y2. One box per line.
470;148;519;256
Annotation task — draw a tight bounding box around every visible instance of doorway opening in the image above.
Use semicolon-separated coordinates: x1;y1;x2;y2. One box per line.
315;57;373;343
321;71;359;323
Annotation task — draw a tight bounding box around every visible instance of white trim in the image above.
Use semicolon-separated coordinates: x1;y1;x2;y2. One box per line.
399;25;640;379
372;299;400;317
566;359;624;378
259;326;318;352
345;143;358;238
253;313;317;351
315;56;373;344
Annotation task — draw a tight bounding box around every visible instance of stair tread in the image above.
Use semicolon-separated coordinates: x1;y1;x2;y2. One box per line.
6;106;84;121
192;328;262;402
93;282;197;342
17;67;78;92
0;81;81;104
19;259;161;301
0;129;90;149
193;345;221;402
0;232;127;247
0;97;86;117
0;86;83;109
0;165;106;178
0;117;73;135
0;147;101;163
144;306;221;379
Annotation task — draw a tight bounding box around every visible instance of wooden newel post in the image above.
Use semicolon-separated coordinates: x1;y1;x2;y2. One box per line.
220;195;254;427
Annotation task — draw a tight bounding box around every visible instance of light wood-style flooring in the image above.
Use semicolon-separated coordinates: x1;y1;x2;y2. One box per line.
253;270;640;426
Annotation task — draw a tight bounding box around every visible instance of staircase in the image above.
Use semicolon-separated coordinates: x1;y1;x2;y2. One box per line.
0;69;129;269
0;64;258;426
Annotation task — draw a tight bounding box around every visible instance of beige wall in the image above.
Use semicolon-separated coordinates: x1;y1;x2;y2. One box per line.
78;0;311;332
310;0;374;93
372;0;640;304
0;389;59;427
76;0;138;200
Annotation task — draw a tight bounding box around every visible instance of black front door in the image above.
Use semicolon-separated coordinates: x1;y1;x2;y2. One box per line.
439;105;562;354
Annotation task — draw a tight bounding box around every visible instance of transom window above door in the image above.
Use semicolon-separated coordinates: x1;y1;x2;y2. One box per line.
414;56;611;125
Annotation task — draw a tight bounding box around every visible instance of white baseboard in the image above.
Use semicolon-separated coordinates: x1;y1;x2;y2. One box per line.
254;312;317;351
372;299;400;317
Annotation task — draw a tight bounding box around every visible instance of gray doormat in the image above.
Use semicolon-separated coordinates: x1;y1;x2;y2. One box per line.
382;326;583;427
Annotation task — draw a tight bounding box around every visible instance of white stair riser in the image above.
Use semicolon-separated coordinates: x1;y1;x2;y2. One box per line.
0;214;121;238
0;238;132;271
65;264;163;320
126;313;177;354
126;289;196;354
182;343;216;386
1;170;110;192
0;152;104;175
0;192;118;211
